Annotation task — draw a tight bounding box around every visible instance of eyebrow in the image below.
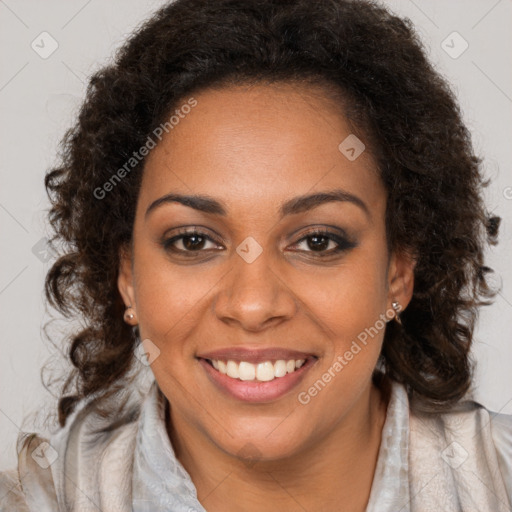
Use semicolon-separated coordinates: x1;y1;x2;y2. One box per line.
145;188;370;221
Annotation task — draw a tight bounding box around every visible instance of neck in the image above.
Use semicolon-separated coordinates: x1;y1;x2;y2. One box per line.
167;374;390;512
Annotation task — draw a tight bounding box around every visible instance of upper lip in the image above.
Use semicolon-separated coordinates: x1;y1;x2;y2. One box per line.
197;347;316;364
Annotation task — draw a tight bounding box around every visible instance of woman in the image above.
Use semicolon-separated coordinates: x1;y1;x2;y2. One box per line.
1;0;511;510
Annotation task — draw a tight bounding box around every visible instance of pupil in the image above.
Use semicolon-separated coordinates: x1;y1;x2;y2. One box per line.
308;235;328;251
184;234;205;250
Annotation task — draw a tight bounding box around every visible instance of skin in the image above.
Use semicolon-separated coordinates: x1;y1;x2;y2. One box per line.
118;82;416;511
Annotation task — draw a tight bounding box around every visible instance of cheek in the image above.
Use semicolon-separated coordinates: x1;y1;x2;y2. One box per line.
294;259;388;424
303;255;389;345
132;244;208;349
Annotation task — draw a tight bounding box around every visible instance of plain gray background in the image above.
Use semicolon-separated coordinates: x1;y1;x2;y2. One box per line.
1;0;511;471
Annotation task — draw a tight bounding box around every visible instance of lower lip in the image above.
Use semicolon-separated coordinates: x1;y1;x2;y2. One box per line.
198;357;317;403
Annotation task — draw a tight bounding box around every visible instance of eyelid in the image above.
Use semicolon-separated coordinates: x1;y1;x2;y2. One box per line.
162;224;219;238
287;224;352;243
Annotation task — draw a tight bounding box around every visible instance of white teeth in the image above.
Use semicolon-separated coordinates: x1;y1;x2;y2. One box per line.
208;358;308;382
238;361;256;381
256;361;275;381
226;360;239;379
274;360;287;378
218;360;227;374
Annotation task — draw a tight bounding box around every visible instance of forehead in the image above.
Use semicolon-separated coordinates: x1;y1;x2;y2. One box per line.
139;82;386;219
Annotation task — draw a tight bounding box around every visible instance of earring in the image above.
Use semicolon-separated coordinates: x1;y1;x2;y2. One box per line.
391;300;402;326
124;305;136;323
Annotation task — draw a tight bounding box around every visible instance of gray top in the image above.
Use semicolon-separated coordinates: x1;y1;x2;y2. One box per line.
1;375;511;511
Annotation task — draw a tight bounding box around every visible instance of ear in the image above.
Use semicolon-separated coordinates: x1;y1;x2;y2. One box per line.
386;248;416;313
118;243;136;312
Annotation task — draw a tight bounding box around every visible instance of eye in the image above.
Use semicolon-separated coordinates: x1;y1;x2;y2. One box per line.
161;226;357;258
289;228;357;257
162;228;222;254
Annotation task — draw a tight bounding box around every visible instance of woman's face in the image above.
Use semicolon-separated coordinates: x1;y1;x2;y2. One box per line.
118;82;415;463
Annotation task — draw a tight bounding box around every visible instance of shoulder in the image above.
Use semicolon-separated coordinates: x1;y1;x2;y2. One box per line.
409;396;512;508
0;377;153;512
488;408;512;499
47;385;144;510
0;467;28;511
0;432;58;512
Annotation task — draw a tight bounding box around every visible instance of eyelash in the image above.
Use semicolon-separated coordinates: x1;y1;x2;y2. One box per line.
161;227;357;258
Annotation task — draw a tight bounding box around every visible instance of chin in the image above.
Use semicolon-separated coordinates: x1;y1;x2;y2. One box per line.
213;420;309;464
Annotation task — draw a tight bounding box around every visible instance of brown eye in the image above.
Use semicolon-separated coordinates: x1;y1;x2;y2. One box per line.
291;229;357;257
162;229;221;254
302;233;333;252
179;233;207;251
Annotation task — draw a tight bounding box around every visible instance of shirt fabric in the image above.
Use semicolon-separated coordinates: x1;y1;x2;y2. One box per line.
1;373;511;511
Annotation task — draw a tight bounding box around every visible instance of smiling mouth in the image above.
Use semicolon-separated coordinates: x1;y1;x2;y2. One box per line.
200;356;317;382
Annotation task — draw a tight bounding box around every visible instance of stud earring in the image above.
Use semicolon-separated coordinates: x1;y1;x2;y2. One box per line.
391;300;402;326
124;305;136;323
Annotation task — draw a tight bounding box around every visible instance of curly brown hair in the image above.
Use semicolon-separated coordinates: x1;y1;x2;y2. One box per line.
44;0;501;427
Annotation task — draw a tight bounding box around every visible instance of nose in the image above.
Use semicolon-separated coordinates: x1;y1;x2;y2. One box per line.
213;247;297;332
